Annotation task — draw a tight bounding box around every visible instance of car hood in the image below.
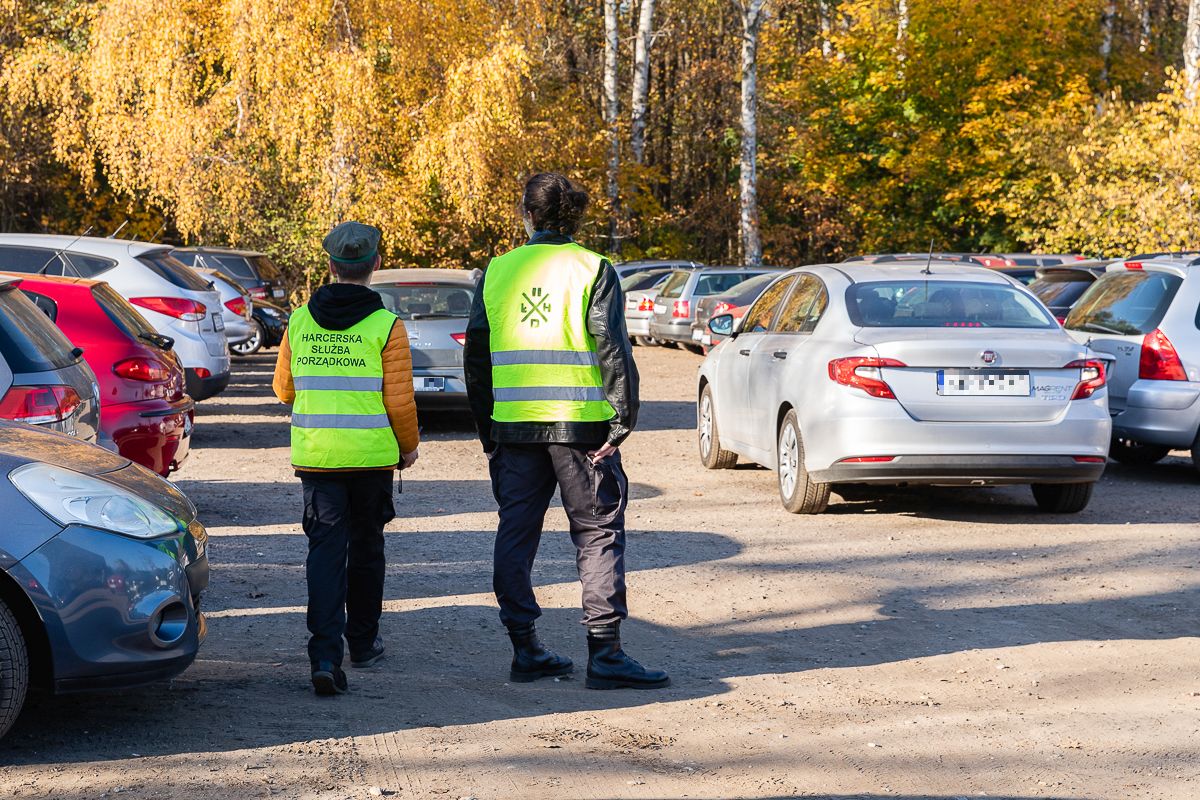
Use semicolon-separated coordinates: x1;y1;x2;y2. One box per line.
0;421;194;521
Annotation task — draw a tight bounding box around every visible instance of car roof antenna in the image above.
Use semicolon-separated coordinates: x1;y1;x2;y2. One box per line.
148;223;167;243
106;219;129;239
921;238;935;275
36;226;94;275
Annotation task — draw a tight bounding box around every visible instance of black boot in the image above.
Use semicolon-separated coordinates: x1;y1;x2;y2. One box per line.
585;624;670;690
507;622;573;682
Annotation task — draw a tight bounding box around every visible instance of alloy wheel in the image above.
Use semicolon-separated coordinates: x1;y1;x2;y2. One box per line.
231;321;264;356
779;421;799;499
699;393;714;459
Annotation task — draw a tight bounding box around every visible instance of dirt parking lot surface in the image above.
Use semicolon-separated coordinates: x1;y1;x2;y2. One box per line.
2;345;1198;800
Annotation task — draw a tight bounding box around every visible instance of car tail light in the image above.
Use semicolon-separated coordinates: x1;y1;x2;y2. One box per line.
193;367;212;379
672;299;691;318
1124;261;1143;270
450;333;467;345
1055;316;1067;325
1073;456;1106;463
712;302;734;315
638;297;654;312
114;357;172;383
0;385;82;425
1064;359;1106;399
828;357;906;399
130;297;207;321
838;456;896;463
249;286;268;300
1139;329;1187;381
225;297;248;316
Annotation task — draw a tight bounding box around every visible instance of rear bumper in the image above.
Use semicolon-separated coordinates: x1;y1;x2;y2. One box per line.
104;399;194;476
1111;380;1200;447
810;454;1106;485
413;372;468;409
185;368;230;401
626;314;651;337
649;317;695;343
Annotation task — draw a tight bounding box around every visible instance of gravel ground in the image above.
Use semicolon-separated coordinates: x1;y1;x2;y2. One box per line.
1;345;1198;800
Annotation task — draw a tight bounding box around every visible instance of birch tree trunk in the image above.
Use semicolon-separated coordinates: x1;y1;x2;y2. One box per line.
630;0;655;164
818;0;833;57
1098;0;1117;90
603;0;621;253
737;0;766;266
1187;0;1200;91
897;0;908;45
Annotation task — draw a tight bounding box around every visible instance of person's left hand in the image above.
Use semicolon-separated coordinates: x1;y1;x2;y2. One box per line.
588;442;618;464
400;448;419;470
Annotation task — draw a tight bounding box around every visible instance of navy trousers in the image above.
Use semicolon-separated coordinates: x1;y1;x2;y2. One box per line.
299;471;395;667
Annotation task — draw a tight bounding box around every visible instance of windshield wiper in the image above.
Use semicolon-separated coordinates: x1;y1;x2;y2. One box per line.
139;332;175;350
1077;322;1128;335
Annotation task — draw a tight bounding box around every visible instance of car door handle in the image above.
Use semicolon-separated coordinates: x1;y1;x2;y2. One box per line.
772;351;788;360
738;349;751;356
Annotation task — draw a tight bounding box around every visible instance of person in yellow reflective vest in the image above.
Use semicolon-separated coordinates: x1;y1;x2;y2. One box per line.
464;173;668;690
273;221;420;696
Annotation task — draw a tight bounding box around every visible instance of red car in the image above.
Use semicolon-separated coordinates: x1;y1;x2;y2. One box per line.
6;273;194;476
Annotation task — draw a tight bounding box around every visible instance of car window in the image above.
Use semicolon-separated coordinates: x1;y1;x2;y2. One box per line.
694;272;753;297
740;276;797;333
776;275;829;334
250;255;282;281
198;253;257;281
0;286;80;372
728;272;779;305
61;251;116;278
19;290;58;322
620;270;668;292
136;251;214;291
373;283;475;319
172;251;198;266
92;283;161;340
847;280;1056;328
1066;271;1183;335
0;245;65;276
657;271;691;299
1029;276;1093;308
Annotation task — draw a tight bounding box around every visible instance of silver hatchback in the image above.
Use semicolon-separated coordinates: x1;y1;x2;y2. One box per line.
697;263;1112;514
1065;258;1200;468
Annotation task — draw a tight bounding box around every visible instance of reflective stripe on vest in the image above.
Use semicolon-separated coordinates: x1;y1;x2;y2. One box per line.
288;304;399;469
483;242;617;424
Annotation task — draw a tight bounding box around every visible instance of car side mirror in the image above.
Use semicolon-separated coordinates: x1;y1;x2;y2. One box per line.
709;313;735;338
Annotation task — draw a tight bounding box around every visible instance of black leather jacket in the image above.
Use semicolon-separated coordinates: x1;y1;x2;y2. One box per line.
464;232;640;450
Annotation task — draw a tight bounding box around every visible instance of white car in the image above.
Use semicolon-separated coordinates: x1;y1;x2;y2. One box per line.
197;268;254;346
0;235;231;400
697;262;1112;514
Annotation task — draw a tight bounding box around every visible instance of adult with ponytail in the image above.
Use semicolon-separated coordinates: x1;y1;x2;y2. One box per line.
464;172;669;690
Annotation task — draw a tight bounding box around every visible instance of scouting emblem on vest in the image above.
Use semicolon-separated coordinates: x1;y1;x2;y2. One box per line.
521;287;551;328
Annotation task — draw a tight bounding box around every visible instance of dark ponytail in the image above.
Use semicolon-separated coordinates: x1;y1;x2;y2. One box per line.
522;172;589;236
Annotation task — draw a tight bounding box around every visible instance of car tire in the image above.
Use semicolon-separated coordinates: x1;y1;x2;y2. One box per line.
0;599;29;740
1109;437;1170;466
634;336;658;348
684;344;705;356
1031;482;1094;513
777;410;830;514
698;384;737;470
230;319;265;357
1192;433;1200;473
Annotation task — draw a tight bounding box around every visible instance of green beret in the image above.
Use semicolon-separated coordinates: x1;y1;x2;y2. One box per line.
323;221;381;264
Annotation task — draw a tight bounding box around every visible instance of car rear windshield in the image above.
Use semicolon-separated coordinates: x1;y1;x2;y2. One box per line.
1028;276;1094;309
92;283;161;340
137;251;214;291
620;270;669;292
250;255;282;280
847;280;1056;328
724;272;779;304
656;271;691;299
1065;270;1183;335
373;283;475;319
0;285;81;372
694;272;758;297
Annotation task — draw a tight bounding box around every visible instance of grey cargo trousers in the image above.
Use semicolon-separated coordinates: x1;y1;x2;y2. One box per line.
488;442;629;628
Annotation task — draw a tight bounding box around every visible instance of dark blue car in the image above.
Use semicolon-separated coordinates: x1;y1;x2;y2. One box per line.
0;420;209;737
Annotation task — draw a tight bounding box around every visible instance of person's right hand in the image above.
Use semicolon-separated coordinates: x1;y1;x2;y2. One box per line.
400;448;419;470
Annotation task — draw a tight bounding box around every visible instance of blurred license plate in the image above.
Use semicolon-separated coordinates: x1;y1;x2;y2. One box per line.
653;304;666;314
938;369;1031;396
691;328;704;341
415;377;445;392
273;288;285;298
212;313;225;331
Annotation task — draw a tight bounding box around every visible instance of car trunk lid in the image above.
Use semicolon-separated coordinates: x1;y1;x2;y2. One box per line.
853;328;1088;422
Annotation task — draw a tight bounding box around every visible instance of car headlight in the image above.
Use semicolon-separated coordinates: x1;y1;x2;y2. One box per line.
9;463;183;539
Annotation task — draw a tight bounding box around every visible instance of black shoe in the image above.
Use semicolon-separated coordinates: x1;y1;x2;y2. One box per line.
350;637;386;669
311;661;348;695
585;624;669;690
507;622;573;682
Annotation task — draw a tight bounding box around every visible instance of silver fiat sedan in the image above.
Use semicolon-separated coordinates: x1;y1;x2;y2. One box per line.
697;261;1112;514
